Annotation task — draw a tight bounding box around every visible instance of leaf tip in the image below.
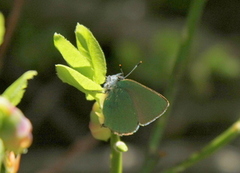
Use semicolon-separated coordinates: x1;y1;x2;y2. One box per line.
25;70;38;78
75;23;89;33
54;32;60;37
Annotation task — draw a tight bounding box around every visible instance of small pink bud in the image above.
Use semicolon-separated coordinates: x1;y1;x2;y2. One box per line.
0;96;33;154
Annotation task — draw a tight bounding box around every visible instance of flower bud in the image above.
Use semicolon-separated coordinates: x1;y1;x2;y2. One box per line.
0;96;32;154
114;141;128;152
89;102;111;141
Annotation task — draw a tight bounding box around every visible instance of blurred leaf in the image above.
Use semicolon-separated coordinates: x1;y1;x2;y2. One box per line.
203;44;240;78
150;29;180;83
2;71;37;106
75;23;106;84
190;44;240;97
56;64;103;100
190;59;212;97
114;40;142;67
0;12;5;45
14;25;60;72
54;33;94;79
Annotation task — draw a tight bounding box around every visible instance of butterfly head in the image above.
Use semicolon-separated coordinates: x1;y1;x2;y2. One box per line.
103;61;142;93
103;73;124;92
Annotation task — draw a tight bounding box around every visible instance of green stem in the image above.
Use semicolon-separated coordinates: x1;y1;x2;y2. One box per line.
110;134;122;173
162;119;240;173
141;0;207;172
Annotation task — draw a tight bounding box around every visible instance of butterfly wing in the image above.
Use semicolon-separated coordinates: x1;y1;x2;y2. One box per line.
117;79;169;126
103;86;139;135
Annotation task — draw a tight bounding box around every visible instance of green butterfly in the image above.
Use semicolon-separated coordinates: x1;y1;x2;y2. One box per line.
103;62;169;135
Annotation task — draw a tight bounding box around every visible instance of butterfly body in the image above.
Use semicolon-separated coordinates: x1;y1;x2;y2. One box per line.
103;73;123;91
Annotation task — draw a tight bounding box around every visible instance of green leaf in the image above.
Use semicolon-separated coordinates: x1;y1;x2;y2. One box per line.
75;23;106;84
2;71;37;106
0;12;5;45
54;33;94;79
56;64;103;100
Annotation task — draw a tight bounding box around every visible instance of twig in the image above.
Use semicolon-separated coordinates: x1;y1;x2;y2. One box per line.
0;0;25;68
140;0;207;172
162;119;240;173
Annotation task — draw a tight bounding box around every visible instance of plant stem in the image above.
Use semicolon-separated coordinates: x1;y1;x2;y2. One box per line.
162;118;240;173
141;0;207;172
0;0;25;69
110;134;122;173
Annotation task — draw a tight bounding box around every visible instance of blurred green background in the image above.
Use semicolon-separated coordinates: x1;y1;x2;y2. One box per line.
1;0;240;172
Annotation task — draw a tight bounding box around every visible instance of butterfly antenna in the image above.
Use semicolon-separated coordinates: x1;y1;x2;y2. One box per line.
124;61;142;78
119;64;124;76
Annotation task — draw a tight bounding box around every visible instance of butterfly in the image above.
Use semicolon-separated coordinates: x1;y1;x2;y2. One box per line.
102;62;169;136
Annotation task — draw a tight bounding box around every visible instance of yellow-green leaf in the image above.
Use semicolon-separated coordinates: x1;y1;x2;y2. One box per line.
54;33;95;78
75;24;106;84
2;71;38;106
56;64;103;100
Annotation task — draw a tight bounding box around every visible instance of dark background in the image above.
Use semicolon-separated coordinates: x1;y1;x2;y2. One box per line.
1;0;240;172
